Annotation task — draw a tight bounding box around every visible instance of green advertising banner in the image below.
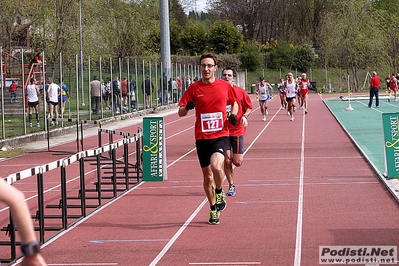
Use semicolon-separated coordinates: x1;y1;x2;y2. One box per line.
382;112;399;179
142;117;167;181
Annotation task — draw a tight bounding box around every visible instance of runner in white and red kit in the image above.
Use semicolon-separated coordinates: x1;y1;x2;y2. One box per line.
298;73;310;114
285;73;297;121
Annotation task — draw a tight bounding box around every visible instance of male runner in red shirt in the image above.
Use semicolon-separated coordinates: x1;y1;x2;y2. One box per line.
178;53;238;225
221;67;252;197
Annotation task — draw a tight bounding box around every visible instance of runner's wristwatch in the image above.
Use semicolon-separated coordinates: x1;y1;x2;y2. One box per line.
21;241;41;256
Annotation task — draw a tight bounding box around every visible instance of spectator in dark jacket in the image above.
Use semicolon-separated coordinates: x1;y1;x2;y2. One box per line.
112;76;121;113
142;76;154;108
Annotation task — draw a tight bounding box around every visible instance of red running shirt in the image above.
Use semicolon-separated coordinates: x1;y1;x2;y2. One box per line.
179;79;237;140
227;85;252;136
390;77;397;90
299;79;309;96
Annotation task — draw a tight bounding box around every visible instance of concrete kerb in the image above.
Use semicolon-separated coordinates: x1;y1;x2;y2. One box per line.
0;104;178;150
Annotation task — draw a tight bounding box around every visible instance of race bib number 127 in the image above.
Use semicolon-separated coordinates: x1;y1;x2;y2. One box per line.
201;112;223;132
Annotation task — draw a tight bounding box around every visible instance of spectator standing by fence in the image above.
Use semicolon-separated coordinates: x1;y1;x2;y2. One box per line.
112;76;121;114
26;78;41;128
129;76;137;111
121;77;128;111
103;77;111;109
172;77;178;103
161;72;168;105
90;76;102;115
142;76;154;109
47;77;59;126
58;78;69;117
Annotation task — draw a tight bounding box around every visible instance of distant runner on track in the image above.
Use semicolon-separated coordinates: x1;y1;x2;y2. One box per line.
256;77;273;121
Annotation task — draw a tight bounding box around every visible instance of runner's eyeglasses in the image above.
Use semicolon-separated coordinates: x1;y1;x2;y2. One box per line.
200;64;215;69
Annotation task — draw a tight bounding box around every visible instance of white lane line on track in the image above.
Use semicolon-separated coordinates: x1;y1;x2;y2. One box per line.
149;199;208;266
244;155;363;160
89;239;169;243
188;262;261;265
237;200;298;204
47;262;118;266
293;109;306;266
167;148;196;168
167;125;194;138
149;109;281;266
138;181;379;191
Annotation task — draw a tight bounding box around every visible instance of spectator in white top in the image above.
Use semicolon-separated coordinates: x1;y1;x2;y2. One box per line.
47;77;60;126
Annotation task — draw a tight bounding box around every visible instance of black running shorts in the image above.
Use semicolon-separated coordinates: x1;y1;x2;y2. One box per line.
28;101;39;107
195;137;229;168
228;136;244;155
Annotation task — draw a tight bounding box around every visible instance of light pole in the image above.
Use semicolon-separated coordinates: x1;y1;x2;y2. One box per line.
79;0;85;106
160;0;171;88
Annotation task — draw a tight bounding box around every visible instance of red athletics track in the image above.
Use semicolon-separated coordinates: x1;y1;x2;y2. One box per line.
2;92;399;266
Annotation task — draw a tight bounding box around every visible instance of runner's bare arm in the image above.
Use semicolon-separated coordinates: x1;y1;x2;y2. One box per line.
0;179;46;265
178;106;188;117
231;101;238;116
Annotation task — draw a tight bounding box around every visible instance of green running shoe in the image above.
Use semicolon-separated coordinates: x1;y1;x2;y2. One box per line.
208;210;220;225
215;191;227;211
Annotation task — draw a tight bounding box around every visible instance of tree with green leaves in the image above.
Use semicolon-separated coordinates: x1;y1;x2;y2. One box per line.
180;22;208;55
0;0;28;53
319;0;388;90
372;0;399;72
294;44;317;73
267;41;295;70
240;41;262;72
208;20;243;54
